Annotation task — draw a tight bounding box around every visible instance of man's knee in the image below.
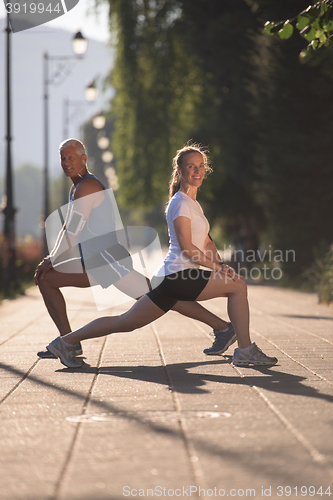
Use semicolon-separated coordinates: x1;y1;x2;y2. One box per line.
38;271;57;293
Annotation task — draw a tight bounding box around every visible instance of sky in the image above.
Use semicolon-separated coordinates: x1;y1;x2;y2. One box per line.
0;0;114;237
0;0;111;43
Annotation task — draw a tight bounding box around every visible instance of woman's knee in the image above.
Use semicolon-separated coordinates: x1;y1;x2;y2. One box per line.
234;276;248;294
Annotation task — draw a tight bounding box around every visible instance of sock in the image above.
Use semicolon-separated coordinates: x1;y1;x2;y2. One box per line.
214;324;230;334
238;343;253;352
61;337;74;347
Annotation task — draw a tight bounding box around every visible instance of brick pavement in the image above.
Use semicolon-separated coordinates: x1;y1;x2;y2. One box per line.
0;284;332;500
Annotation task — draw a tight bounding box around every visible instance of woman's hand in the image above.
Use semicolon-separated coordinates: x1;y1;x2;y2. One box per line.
34;256;52;286
216;263;237;281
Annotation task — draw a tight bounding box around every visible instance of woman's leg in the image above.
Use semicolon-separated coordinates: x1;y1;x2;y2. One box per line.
196;272;251;348
61;295;166;345
114;270;229;330
172;301;229;330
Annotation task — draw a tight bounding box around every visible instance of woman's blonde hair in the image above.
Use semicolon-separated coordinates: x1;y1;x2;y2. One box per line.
169;142;212;199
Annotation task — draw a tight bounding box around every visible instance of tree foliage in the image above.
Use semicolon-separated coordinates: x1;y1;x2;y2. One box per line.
102;0;333;279
264;0;333;52
106;0;202;209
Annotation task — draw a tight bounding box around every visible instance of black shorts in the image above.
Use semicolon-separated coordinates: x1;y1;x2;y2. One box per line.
146;268;212;313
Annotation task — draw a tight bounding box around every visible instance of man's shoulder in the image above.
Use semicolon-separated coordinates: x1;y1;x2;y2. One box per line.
74;177;104;199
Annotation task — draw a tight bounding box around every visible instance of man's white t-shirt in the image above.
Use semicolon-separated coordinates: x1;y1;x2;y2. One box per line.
155;190;210;277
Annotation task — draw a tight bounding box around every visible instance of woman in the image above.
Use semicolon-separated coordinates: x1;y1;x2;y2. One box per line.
47;143;278;369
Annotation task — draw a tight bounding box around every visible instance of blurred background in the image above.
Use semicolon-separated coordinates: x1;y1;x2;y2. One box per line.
0;0;332;302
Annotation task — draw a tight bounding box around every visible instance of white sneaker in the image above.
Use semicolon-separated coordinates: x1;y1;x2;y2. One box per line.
47;337;84;368
233;343;278;367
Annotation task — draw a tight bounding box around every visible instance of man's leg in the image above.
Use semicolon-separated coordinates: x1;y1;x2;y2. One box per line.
38;267;91;336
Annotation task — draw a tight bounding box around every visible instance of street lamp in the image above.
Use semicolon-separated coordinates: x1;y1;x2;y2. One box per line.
85;79;98;102
1;13;18;291
72;31;88;56
42;30;88;256
92;111;106;130
97;131;110;150
101;151;113;163
61;82;98;203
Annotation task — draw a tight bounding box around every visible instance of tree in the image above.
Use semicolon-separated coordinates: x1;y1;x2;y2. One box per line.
107;0;201;209
251;0;333;275
264;0;333;52
106;0;263;236
103;0;333;278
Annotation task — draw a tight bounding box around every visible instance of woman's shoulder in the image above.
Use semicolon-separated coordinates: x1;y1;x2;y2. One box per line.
167;191;186;209
167;191;193;219
169;190;189;205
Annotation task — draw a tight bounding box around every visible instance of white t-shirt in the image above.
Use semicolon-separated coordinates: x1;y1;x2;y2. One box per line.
155;190;210;277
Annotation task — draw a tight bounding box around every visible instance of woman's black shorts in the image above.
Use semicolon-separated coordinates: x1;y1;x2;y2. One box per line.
146;268;212;313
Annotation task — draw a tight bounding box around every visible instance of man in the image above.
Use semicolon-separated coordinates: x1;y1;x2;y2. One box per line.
35;139;236;358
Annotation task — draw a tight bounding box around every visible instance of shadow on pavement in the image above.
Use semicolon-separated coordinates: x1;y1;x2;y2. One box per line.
58;358;333;404
0;359;331;486
280;314;333;321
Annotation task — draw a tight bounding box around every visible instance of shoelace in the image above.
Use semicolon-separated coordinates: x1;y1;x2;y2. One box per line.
212;330;230;344
252;343;266;357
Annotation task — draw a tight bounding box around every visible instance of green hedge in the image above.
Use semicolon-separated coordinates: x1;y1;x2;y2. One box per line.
0;234;42;297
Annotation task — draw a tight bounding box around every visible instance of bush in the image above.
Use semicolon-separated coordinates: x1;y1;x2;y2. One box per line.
0;234;42;298
304;245;333;304
317;246;333;304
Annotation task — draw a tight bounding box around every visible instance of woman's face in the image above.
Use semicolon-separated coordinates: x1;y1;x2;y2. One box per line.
178;152;206;189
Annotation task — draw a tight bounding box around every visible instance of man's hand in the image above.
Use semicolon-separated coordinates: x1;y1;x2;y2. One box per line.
34;257;53;286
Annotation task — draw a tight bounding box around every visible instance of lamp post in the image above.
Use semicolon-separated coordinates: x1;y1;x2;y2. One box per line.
42;31;88;256
63;82;98;141
61;82;98;203
1;13;18;292
92;111;106;130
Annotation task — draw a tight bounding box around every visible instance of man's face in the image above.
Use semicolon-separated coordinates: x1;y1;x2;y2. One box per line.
60;145;87;179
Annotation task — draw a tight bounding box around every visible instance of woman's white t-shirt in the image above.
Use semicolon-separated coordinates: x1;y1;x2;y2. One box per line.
155;191;210;277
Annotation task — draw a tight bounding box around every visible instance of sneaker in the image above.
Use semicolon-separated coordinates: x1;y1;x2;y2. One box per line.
38;342;83;358
233;342;278;367
46;337;84;368
203;323;237;355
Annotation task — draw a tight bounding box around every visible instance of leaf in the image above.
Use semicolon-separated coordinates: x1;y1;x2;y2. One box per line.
319;31;327;42
302;26;317;41
296;15;310;31
264;21;285;35
278;22;294;40
312;18;321;30
263;21;275;35
326;20;333;33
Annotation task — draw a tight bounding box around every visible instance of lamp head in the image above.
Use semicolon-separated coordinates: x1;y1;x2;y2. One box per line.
72;31;88;56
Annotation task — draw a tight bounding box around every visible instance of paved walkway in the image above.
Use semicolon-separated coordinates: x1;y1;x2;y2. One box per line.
0;283;332;500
